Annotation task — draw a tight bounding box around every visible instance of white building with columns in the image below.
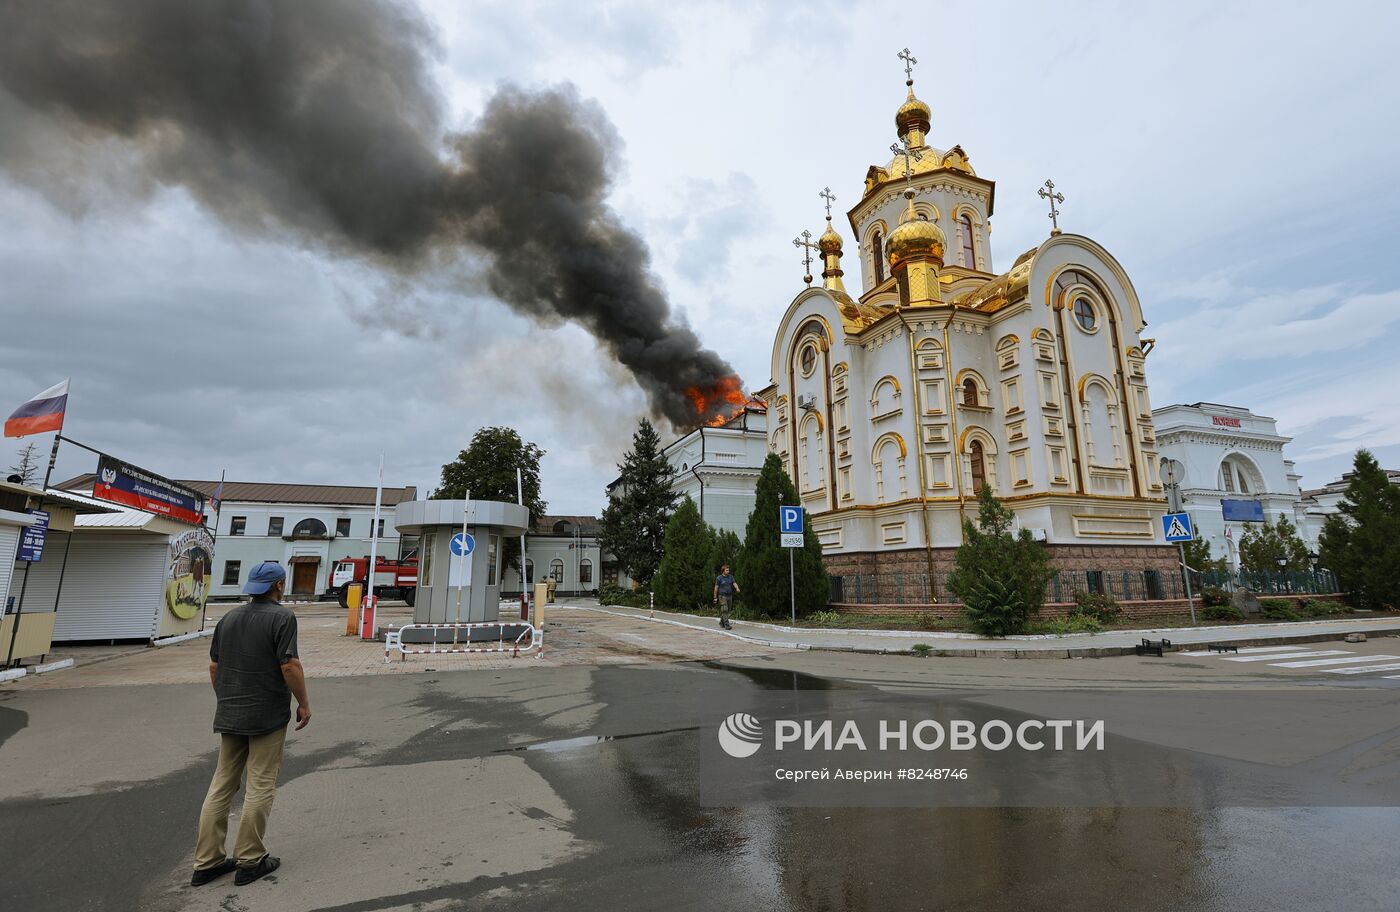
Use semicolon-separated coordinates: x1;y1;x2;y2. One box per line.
756;56;1177;596
1152;402;1306;567
663;402;768;537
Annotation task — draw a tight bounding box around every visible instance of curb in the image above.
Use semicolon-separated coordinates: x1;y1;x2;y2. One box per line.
153;628;214;647
579;603;1400;660
0;668;26;683
32;658;75;675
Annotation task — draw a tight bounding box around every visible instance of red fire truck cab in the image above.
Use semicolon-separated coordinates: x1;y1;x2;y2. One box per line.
328;555;418;607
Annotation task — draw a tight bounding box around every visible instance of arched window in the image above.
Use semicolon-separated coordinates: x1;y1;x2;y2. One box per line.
962;377;979;407
579;559;593;585
960;214;975;268
292;518;327;537
524;558;534;582
872;435;907;503
549;559;564;581
970;440;987;494
872;230;885;283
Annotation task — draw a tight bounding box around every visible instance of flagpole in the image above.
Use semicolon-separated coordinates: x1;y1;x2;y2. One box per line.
361;455;384;640
204;469;225;633
5;430;62;668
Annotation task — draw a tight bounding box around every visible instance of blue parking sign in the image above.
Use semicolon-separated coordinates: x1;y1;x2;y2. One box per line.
779;506;803;534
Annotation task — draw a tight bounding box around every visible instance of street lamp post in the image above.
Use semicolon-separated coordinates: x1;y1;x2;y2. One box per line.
1276;556;1289;594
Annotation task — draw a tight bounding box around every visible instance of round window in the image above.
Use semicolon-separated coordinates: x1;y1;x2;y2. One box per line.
1073;297;1097;332
800;344;817;376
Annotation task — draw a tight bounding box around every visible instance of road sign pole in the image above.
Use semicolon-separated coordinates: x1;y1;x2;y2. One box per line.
1179;541;1196;625
789;547;795;626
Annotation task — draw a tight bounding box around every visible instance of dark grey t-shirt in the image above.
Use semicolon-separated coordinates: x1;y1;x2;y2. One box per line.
715;574;736;596
210;598;299;736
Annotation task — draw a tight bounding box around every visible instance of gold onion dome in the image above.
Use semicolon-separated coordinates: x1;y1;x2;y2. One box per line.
818;220;843;254
895;81;931;142
886;196;945;270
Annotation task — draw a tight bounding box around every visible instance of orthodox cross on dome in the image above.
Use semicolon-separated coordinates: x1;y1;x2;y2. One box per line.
890;140;923;198
820;186;836;221
793;229;817;285
898;47;917;82
1038;178;1066;235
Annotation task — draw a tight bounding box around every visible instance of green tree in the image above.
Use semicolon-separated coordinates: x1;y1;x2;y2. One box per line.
652;496;717;610
946;485;1055;637
708;527;742;578
432;427;546;572
1318;449;1400;608
1181;536;1227;574
735;453;827;617
1237;514;1310;573
599;418;677;587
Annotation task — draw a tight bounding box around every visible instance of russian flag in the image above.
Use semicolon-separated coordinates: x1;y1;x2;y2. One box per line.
5;379;69;438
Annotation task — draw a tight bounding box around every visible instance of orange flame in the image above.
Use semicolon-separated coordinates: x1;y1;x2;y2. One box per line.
685;375;752;427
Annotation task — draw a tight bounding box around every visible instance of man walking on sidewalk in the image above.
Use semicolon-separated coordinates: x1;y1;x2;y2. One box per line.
713;564;740;631
191;561;311;888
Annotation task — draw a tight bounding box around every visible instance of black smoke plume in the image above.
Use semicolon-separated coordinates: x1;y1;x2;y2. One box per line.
0;0;742;428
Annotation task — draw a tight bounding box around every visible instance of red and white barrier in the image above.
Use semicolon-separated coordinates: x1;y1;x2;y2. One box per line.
382;621;542;663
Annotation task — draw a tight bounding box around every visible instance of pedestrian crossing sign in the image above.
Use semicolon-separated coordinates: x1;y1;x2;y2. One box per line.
1161;512;1194;542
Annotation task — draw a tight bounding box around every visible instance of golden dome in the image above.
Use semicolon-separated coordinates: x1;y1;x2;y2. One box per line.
886;198;946;270
818;220;843;255
895;82;931;142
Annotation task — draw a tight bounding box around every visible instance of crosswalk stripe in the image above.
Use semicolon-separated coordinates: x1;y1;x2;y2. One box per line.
1269;655;1400;668
1222;650;1351;662
1325;662;1400;675
1179;645;1310;656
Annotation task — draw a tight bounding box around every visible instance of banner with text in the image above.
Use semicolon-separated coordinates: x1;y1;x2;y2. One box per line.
92;454;205;525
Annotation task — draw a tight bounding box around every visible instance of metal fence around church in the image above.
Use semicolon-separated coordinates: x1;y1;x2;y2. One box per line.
829;567;1340;607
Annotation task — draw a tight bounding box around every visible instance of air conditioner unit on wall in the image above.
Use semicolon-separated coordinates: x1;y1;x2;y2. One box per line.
797;393;817;410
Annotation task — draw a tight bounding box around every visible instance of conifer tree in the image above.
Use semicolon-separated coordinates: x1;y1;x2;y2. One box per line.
946;485;1054;636
736;454;827;617
708;528;742;577
652;496;717;610
1237;514;1309;573
1318;449;1400;608
599;418;676;586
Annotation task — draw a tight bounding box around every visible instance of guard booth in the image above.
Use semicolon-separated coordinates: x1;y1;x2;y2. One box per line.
392;499;530;627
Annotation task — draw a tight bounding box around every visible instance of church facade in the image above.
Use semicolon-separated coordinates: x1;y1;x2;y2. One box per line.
755;62;1177;599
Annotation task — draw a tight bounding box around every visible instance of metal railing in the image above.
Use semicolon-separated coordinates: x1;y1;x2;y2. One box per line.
829;567;1342;607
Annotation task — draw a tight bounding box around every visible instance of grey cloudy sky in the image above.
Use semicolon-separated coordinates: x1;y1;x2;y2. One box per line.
3;1;1398;512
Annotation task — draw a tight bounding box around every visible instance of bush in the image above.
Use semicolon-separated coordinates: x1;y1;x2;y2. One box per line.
911;643;933;657
916;611;941;631
1072;591;1121;624
1302;598;1344;617
1258;598;1301;621
1201;604;1245;622
806;610;844;628
1034;615;1103;635
1201;586;1232;608
598;583;651;609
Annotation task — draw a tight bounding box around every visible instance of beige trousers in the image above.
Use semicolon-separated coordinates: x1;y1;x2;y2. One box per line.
194;727;287;869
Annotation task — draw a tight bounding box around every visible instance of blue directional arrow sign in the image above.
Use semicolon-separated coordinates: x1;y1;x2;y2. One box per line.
450;532;475;556
1161;512;1195;543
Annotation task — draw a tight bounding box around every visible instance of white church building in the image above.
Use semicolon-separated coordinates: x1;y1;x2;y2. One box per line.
755;55;1177;599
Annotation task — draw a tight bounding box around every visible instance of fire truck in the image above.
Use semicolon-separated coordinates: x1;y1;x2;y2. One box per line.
328;555;419;607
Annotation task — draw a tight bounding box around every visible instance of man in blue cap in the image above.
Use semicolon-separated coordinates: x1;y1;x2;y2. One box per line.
190;561;311;887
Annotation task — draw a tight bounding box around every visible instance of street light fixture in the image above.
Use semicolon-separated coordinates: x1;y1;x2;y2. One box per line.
1277;556;1289;595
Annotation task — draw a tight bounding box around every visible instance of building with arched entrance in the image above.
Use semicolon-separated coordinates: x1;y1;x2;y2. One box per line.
1153;402;1306;568
754;61;1178;604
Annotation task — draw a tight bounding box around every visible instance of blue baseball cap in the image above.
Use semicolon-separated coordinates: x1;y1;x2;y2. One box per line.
243;561;287;595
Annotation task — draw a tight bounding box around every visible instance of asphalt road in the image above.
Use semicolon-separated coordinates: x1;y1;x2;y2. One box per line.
3;634;1400;910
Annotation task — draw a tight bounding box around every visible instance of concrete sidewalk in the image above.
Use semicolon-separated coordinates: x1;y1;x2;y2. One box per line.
581;601;1400;659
